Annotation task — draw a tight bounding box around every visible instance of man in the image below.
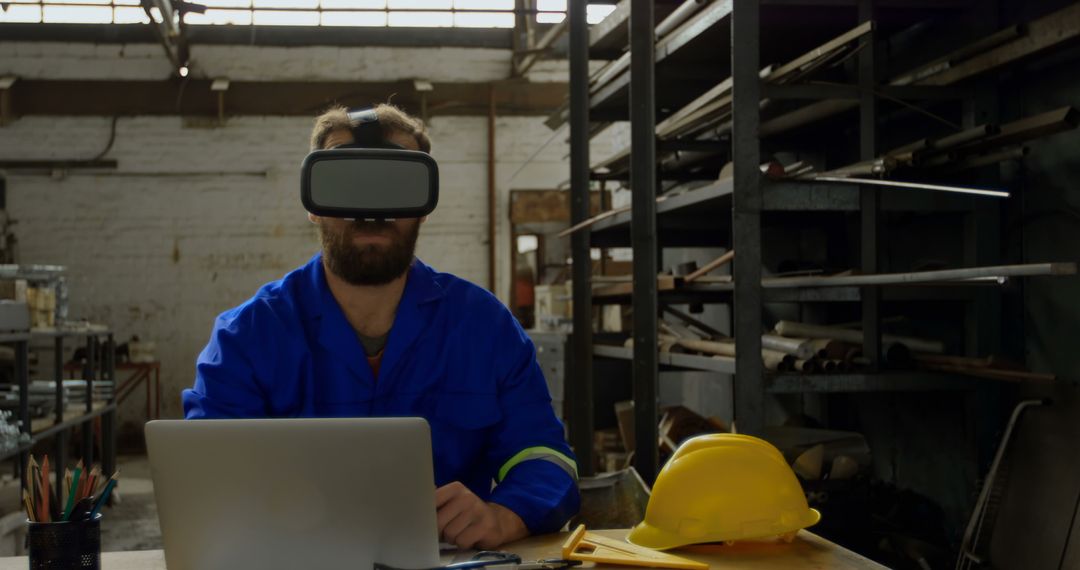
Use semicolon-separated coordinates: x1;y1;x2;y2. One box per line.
182;104;580;550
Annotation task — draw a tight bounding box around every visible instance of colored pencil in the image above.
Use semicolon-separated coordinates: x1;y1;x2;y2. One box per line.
89;473;119;518
62;463;83;521
22;489;34;522
40;456;50;522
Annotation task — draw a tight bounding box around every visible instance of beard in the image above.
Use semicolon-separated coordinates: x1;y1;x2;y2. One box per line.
320;219;420;286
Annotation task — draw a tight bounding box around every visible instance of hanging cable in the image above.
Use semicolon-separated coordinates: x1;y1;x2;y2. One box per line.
89;116;120;162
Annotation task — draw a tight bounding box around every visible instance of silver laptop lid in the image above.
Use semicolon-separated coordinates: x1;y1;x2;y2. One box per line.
146;418;442;570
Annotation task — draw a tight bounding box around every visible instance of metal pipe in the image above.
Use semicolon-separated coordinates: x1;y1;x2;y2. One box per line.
932;123;1001;151
893;24;1025;86
810;176;1010;198
763;262;1074;288
942;146;1028;174
791;359;819;373
775;320;945;354
761;334;815;360
655;0;709;39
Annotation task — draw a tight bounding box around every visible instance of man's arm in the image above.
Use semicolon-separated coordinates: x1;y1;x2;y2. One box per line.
435;309;579;549
483;310;580;533
182;310;272;419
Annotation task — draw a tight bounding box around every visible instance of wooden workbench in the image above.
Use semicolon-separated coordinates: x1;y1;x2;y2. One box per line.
0;528;886;569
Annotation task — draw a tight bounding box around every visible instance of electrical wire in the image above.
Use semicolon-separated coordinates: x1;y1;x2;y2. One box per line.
89;116;120;162
810;79;962;131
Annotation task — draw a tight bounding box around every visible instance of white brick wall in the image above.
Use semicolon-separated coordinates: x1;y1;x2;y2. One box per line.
0;41;590;82
0;41;623;429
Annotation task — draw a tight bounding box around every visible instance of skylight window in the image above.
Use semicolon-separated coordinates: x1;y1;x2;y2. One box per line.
0;0;616;27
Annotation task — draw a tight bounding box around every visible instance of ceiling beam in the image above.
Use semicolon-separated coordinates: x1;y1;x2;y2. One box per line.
6;79;567;118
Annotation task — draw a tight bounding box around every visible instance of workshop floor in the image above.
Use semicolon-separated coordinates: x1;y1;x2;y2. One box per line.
0;455;163;556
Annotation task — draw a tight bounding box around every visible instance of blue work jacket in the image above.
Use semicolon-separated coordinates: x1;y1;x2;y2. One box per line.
183;254;580;534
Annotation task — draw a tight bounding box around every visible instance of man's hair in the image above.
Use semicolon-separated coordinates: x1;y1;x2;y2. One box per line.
309;104;432;153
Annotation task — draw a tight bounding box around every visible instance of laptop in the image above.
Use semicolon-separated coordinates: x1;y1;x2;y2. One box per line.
146;418;442;570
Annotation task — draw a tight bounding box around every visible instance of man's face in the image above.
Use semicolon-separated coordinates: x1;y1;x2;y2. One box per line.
311;128;425;286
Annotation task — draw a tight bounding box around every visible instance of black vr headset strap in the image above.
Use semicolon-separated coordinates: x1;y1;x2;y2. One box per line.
344;106;404;150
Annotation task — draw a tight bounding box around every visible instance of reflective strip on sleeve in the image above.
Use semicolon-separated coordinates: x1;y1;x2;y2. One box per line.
497;446;579;482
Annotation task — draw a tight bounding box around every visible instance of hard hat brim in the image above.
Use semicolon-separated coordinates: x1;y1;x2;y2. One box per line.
627;507;822;549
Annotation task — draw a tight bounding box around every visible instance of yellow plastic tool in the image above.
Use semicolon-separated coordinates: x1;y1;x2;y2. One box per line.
561;525;708;570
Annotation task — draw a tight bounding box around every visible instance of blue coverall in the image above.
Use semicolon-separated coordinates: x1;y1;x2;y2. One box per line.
182;254;580;534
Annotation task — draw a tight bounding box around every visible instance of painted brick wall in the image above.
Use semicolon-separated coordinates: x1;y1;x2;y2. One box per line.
0;40;624;431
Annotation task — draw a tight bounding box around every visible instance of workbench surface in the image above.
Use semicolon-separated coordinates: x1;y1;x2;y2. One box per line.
0;528;887;569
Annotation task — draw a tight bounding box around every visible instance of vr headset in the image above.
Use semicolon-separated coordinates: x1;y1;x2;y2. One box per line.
301;107;438;220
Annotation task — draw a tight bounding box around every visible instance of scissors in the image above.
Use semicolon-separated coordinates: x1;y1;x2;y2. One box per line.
375;551;583;570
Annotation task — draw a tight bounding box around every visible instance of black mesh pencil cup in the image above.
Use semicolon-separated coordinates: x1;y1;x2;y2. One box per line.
27;513;102;570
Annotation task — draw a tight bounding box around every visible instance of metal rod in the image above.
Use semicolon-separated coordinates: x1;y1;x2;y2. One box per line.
54;337;63;427
16;340;30;489
83;336;95;465
811;176;1010;198
104;334;117;480
487;84;497;293
630;0;659;482
764;263;1075;287
732;0;763;436
567;0;594;478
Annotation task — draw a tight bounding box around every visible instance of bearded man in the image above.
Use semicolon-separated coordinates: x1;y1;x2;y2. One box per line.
182;104;579;549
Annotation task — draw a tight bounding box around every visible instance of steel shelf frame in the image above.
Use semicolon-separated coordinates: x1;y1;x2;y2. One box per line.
562;0;1037;487
2;327;117;492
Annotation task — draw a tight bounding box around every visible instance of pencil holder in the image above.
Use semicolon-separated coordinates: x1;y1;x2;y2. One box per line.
26;514;102;570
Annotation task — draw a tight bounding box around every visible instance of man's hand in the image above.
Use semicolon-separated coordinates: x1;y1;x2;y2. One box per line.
435;482;528;550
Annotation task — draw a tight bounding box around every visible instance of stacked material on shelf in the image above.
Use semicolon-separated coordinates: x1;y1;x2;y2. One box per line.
0;410;29;454
14;380;116;406
761;2;1080;137
768;320;1057;382
0;387;56;418
581;21;875;183
594;428;629;473
798;106;1079;184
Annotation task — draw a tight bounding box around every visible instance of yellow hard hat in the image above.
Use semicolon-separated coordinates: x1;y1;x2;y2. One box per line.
627;433;820;549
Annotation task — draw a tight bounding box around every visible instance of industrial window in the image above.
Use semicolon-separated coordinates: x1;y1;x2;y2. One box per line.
0;0;616;27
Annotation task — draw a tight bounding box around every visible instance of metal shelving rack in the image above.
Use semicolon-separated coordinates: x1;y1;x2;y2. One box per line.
2;328;117;492
564;0;1073;483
